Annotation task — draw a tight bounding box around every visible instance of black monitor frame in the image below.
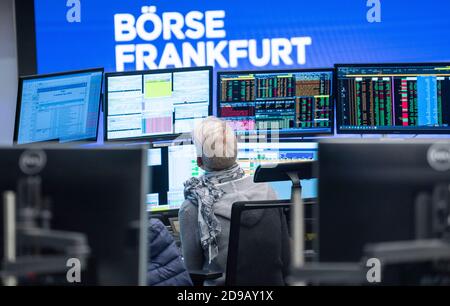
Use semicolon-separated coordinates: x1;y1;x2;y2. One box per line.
0;145;148;285
216;68;335;140
15;0;37;76
334;62;450;135
13;67;105;145
317;139;450;276
104;66;213;143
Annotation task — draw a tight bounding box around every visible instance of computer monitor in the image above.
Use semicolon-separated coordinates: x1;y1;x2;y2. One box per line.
147;141;318;213
318;139;450;265
0;147;148;285
237;142;318;199
147;143;204;212
335;63;450;134
14;68;104;144
105;66;213;142
217;69;334;140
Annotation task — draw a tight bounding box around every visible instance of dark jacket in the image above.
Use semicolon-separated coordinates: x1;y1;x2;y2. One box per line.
147;218;193;286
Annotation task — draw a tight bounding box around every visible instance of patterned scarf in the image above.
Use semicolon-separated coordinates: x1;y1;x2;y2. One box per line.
184;163;245;263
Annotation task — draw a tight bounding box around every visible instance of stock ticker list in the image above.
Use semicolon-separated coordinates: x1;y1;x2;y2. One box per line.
218;71;333;134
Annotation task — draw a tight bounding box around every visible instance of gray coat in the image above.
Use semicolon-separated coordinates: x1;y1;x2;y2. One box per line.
179;175;290;285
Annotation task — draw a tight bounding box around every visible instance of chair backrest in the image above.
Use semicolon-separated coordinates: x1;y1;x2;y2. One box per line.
225;200;291;286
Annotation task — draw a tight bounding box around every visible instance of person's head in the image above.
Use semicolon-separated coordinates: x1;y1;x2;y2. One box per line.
193;116;237;171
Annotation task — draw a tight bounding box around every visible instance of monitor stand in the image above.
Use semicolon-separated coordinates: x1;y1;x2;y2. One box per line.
288;182;450;285
1;177;90;285
253;160;317;285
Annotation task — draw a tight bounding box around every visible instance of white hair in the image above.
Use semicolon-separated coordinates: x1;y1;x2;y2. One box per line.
193;116;237;171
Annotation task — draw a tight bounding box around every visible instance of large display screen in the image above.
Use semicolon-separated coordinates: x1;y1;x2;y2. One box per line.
147;141;318;212
34;0;450;74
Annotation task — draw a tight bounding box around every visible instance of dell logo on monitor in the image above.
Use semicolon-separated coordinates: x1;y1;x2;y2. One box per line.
427;143;450;171
19;150;47;175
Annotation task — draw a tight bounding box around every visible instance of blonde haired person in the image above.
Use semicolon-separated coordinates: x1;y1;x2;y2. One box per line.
179;116;290;286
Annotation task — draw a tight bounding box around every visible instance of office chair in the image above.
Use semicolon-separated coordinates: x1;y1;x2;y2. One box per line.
187;198;317;286
225;200;292;286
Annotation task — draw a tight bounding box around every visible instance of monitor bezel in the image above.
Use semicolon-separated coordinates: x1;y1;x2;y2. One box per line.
104;66;214;143
13;67;105;145
216;68;335;140
334;62;450;135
